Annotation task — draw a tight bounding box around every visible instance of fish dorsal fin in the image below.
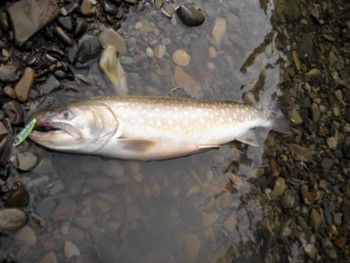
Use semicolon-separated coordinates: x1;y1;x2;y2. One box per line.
167;86;197;99
118;138;156;152
235;130;259;146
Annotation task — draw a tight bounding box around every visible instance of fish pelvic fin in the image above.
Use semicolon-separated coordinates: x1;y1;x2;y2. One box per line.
235;130;259;146
118;138;156;152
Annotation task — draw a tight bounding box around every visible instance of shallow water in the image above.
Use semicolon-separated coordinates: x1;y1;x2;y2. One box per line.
1;0;349;262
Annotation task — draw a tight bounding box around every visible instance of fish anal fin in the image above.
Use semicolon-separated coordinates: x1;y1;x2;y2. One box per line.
118;138;156;152
236;131;259;146
197;144;221;149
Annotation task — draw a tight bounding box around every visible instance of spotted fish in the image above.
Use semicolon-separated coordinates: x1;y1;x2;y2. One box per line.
29;96;289;160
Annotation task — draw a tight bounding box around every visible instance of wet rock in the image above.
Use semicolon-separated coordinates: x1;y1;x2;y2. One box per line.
102;0;119;15
154;44;166;59
155;0;164;9
172;49;191;67
64;240;80;258
14;67;35;102
310;103;320;122
0;60;20;82
175;3;205;27
280;189;299;209
8;0;59;45
3;86;17;99
290;108;303;124
66;227;85;244
305;68;322;81
15;152;39;171
2;101;22;125
289;144;313;162
270;177;286;200
0;208;27;232
100;26;127;55
5;181;30;208
0;135;12;167
75;34;102;63
38;75;62;95
99;46;128;95
212;17;226;46
55;26;73;46
303;243;317;260
80;0;96;16
15;225;37;246
310;208;322;230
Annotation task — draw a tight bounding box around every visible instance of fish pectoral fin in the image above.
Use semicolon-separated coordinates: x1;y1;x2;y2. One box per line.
235;130;259;146
197;144;221;149
118;138;156;152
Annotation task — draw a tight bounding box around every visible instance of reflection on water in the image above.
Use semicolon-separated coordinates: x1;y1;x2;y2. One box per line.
3;0;341;262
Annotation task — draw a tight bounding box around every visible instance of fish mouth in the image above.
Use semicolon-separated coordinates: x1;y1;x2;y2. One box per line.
30;121;82;143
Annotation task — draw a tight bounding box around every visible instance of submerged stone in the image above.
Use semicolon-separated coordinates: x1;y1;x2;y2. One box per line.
99;46;128;95
0;208;27;232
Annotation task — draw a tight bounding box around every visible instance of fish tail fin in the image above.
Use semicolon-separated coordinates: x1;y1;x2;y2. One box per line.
270;113;291;134
251;92;291;135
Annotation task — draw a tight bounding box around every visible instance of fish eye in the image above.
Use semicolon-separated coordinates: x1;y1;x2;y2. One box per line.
60;109;71;120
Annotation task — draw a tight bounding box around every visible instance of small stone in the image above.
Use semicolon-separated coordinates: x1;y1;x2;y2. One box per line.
136;19;154;34
15;152;39;171
155;0;164;9
38;75;62;95
75;34;102;63
5;181;30;208
202;212;219;227
327;136;337;150
64;240;80;258
184;234;201;263
212;17;226;46
303;243;317;259
174;66;200;97
14;67;35;102
186;185;201;198
208;46;217;58
305;68;322;81
289;144;313;162
223;214;237;233
310;208;321;230
15;225;37;247
3;86;16;99
40;252;58;263
334;90;343;103
172;49;191;67
0;208;27;232
310;103;320;122
270;177;286;200
99;46;128;95
333;105;340;117
154;44;166;59
290;108;303;124
2;101;22;125
80;0;96;16
100;26;127;55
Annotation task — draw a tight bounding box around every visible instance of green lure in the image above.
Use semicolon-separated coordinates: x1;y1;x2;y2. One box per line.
13;118;37;147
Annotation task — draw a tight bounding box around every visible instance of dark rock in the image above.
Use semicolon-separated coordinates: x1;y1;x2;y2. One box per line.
2;101;22;125
38;75;62;95
0;135;12;167
5;181;30;208
75;34;102;63
175;4;205;27
58;17;74;31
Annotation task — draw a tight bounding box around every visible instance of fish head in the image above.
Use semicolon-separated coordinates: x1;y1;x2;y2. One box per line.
29;101;118;153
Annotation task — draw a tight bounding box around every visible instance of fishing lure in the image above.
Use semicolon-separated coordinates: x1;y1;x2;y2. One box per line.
13;118;37;147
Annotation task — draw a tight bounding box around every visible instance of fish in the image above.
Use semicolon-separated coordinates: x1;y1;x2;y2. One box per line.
29;96;290;161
